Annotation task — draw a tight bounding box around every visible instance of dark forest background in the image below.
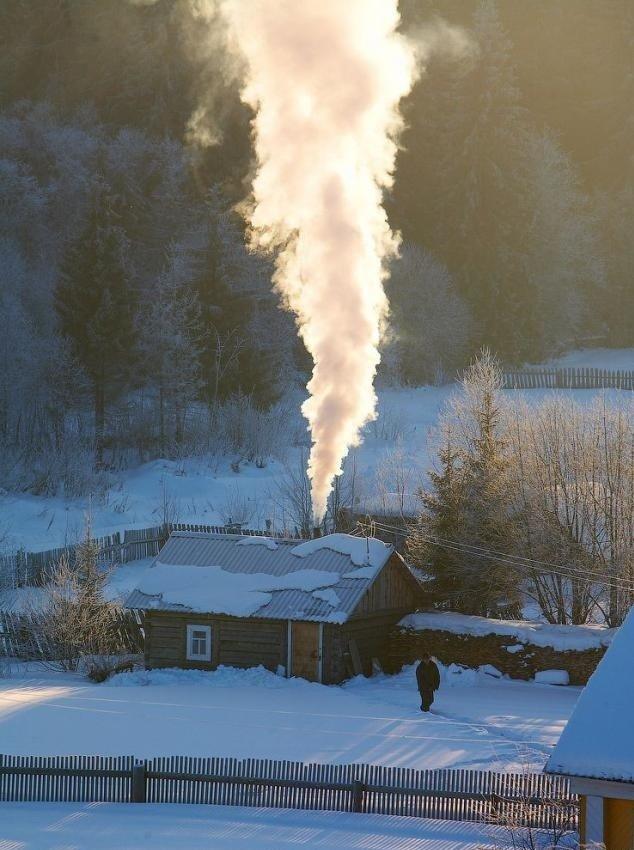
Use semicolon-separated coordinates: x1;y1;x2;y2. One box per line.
1;0;632;491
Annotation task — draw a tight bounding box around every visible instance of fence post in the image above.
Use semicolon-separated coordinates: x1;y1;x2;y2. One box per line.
131;760;147;803
351;778;364;813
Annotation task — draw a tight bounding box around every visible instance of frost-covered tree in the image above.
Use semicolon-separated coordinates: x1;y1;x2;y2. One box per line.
523;131;605;353
507;394;634;626
193;190;279;409
137;243;203;453
385;244;472;384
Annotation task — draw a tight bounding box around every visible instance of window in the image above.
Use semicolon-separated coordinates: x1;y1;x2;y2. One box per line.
186;624;212;662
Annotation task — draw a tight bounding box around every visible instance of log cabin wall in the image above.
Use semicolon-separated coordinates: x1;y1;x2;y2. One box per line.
323;554;425;683
351;554;422;617
323;613;404;683
144;611;287;672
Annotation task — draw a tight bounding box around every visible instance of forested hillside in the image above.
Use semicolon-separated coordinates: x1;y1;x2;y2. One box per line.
1;0;631;494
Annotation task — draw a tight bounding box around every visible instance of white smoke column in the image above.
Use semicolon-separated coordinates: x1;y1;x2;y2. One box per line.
219;0;417;520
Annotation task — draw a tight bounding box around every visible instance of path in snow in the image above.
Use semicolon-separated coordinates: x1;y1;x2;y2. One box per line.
0;803;509;850
0;665;580;773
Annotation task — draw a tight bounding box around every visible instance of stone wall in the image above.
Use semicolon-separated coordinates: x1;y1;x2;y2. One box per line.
388;626;607;685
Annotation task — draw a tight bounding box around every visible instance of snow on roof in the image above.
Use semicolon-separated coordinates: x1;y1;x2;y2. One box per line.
125;531;394;623
136;563;341;618
236;536;278;550
291;534;391;569
546;606;634;782
399;611;615;651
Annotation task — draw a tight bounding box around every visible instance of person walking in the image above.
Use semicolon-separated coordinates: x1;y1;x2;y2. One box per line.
416;654;440;712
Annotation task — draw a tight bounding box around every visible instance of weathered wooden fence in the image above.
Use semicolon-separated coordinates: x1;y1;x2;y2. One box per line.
0;522;290;588
0;754;576;829
0;606;143;659
503;366;634;390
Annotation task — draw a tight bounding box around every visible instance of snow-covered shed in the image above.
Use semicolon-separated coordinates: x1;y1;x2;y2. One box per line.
545;605;634;849
125;531;424;683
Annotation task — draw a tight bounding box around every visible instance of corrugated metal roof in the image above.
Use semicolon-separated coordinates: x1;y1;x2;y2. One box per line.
125;532;394;623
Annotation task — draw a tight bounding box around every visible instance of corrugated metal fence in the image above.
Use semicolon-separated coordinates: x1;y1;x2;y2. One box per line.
503;367;634;390
0;754;577;830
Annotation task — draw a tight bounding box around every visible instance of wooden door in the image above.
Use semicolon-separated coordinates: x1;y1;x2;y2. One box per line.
291;621;320;681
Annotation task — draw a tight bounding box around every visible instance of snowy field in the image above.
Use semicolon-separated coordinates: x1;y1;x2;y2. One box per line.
0;803;509;850
0;663;579;774
1;347;631;554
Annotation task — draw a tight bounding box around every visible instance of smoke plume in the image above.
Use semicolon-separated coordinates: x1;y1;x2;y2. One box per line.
210;0;417;520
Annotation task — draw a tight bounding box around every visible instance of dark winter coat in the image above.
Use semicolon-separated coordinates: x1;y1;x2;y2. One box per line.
416;659;440;694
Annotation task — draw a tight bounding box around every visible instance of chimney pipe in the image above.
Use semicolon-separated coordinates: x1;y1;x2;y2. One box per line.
312;526;322;539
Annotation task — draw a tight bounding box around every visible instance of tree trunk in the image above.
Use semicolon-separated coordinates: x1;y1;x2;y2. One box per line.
94;381;105;469
158;382;165;457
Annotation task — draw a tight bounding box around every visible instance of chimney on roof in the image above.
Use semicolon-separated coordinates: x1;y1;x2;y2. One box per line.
312;526;322;539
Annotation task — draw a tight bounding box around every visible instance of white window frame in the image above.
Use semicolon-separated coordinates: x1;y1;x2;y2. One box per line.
186;624;212;662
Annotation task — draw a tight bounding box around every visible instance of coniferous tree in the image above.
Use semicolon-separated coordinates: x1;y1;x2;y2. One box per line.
55;182;137;466
408;433;469;607
194;192;278;409
410;353;521;616
458;375;519;614
523;131;604;353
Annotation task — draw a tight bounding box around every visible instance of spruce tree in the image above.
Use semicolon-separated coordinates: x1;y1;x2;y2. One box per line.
194;192;277;409
411;353;521;616
458;380;519;615
408;433;470;608
55;181;136;466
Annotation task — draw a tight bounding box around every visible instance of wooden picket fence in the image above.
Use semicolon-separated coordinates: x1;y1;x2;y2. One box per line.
0;521;290;589
0;754;577;830
503;366;634;390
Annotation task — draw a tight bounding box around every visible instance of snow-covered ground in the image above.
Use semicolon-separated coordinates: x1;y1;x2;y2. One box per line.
0;803;509;850
542;347;634;370
1;371;631;554
0;663;580;773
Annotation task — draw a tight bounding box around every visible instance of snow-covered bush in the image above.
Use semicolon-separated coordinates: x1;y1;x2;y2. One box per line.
26;532;136;670
81;654;140;683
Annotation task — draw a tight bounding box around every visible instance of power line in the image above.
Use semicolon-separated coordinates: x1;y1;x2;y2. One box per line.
361;518;634;593
374;519;634;592
417;530;631;587
367;517;624;576
416;536;634;595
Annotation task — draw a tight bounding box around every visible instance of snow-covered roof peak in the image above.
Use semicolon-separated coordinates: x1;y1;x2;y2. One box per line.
291;533;392;569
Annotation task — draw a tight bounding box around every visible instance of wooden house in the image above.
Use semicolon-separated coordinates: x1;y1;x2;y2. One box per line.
545;605;634;849
125;531;425;683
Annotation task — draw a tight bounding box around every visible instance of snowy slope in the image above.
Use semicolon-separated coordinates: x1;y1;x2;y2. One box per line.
542;347;634;370
1;349;631;554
